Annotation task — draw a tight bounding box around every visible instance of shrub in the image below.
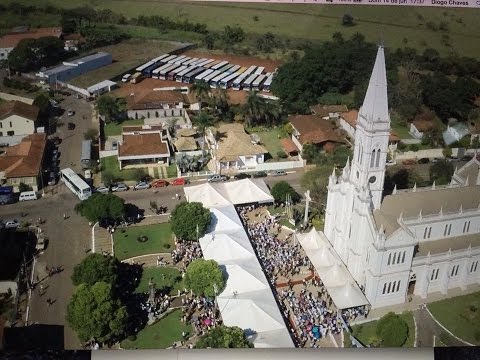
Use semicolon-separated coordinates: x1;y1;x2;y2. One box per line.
376;312;408;347
409;144;420;152
277;151;288;159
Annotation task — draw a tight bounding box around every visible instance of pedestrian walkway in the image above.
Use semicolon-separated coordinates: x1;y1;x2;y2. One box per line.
122;253;173;267
413;308;466;347
93;225;112;255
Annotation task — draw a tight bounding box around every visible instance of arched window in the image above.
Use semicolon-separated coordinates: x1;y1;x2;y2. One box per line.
392;252;397;264
375;149;381;167
382;283;387;294
387;253;391;265
370;149;376;168
147;112;150;119
135;112;138;120
396;281;401;292
402;251;406;263
155;111;159;117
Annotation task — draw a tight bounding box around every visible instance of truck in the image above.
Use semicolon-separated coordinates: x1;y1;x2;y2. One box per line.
130;72;144;84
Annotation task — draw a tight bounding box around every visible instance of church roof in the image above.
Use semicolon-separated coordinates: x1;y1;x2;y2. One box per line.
374;185;480;236
358;46;389;124
416;233;480;257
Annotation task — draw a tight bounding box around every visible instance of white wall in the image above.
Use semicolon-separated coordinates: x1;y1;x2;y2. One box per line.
409;123;424;139
0;114;35;137
0;92;34;105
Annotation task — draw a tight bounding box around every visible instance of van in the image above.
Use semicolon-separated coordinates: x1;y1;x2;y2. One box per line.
19;191;38;202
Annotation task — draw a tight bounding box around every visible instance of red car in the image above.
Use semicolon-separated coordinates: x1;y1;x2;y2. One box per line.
171;178;188;186
151;179;169;188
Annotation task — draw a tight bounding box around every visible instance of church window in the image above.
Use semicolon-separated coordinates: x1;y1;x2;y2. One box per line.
382;283;387;294
423;227;428;239
428;227;432;238
357;143;361;162
375;149;381;167
450;264;459;277
387;253;391;265
392;252;397;264
401;251;406;264
444;224;448;236
396;281;401;292
387;282;392;293
147;112;150;118
463;221;471;233
447;224;452;236
470;261;478;273
370;150;376;168
369;176;376;184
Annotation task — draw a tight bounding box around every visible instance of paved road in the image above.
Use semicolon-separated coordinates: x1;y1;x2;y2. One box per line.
414;307;466;347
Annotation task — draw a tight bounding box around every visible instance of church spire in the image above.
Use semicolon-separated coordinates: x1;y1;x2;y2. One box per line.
359;46;389;124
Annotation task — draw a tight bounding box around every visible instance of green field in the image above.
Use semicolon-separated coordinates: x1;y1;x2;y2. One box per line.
136;267;184;295
251;127;287;160
9;0;480;58
101;155;148;182
104;119;144;137
113;223;174;260
428;292;480;345
121;309;190;349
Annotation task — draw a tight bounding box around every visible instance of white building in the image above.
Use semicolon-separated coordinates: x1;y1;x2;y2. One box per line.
0;101;39;145
322;46;480;309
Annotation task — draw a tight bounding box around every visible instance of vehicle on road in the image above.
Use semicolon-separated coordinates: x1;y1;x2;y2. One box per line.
81;140;93;170
418;158;430;164
111;183;129;192
151;179;169;188
207;174;229;183
48;172;57;186
4;220;20;229
171;178;188;186
67;122;75;130
270;170;287;176
252;171;267;178
52;137;62;145
121;73;132;82
234;173;251;180
49;99;59;108
95;185;110;193
134;181;151;190
60;168;92;200
19;191;38;201
67;109;75;116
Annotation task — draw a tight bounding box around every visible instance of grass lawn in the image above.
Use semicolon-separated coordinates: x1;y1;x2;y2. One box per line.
114;223;174;261
136;267;184;295
166;164;178;178
390;118;412;139
70;39;179;88
427;292;480;345
104;119;144;137
121;309;190;349
346;312;415;348
101;155;148;182
252;127;286;160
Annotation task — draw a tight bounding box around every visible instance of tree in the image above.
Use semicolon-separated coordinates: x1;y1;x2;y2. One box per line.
84;128;99;141
190;80;211;104
342;13;354;26
132;168;147;182
193;111;214;152
96;95;126;123
61;17;77;34
170;202;212;241
72;253;120;286
203;32;216;50
74;193;126;223
33;93;50;118
102;171;115;187
184;259;225;297
8;39;37;72
300;166;331;215
429;159;454;185
222;25;245;48
66;282;128;343
242;91;266;127
271;181;300;204
376;312;408;347
196;325;252;348
391;61;423;121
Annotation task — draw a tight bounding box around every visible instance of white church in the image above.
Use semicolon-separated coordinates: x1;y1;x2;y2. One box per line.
323;45;480;308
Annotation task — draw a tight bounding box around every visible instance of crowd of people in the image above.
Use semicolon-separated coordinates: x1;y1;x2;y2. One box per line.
181;295;221;337
171;238;203;268
237;204;367;347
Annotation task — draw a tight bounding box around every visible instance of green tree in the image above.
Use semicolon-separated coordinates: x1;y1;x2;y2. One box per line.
132;168;147;182
18;183;33;192
342;13;354;26
96;95;126;123
300;166;331;214
102;171;115;187
193;111;214;152
429;159;454;185
191;80;211;104
8;39;37;72
72;253;120;286
61;17;77;34
222;25;245;48
184;259;225;297
242;90;266;127
271;181;300;204
376;312;408;347
74;193;125;222
391;61;423;121
203;32;216;50
170;201;212;241
196;325;252;348
33;93;50;118
84;128;99;141
66;282;128;343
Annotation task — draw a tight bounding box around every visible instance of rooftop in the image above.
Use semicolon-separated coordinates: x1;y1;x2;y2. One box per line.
455;157;480;186
127;90;187;110
311;104;348;116
122;125;163;133
0;133;46;178
0;27;61;49
289;115;344;145
213;123;267;162
174;136;198;151
416;233;480;257
118;132;169;158
0;101;39;122
281;138;299;154
340;110;358;128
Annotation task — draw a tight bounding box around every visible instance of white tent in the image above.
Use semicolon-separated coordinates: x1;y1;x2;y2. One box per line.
208;206;244;233
328;281;369;310
247;328;296;348
320;262;350;288
200;232;256;263
220;262;270;295
184;183;230;207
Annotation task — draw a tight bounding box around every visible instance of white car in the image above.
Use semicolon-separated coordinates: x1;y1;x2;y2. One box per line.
121;74;132;82
4;220;20;229
96;185;110;193
67;109;75;116
134;181;151;190
111;183;129;192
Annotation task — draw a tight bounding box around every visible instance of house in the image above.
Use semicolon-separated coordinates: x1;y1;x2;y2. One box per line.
117;125;170;169
62;33;85;51
310;104;348;120
409;118;435;139
0;133;46;192
288;115;345;152
323;46;480;309
127;91;190;121
36;52;112;85
0;101;39;145
206;123;267;171
0;27;62;60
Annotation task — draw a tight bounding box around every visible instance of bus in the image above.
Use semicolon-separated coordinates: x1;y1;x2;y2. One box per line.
203;60;221;69
190;58;207;66
81;140;92;170
176;66;196;82
219;69;244;89
203;70;220;83
209;71;231;88
254;66;265;75
242;73;259;91
143;63;162;78
136;60;155;72
211;61;229;70
168;65;187;81
232;65;256;90
252;74;267;91
183;67;206;83
177;57;192;65
173;55;187;64
263;73;274;92
182;58;198;66
152;63;173;79
226;65;240;74
162;55;177;63
60;168;92;201
130;72;144;84
194;69;214;82
0;186;14;205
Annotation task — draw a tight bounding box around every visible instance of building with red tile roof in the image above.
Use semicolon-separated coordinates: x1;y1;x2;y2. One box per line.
288;115;345;152
0;27;62;60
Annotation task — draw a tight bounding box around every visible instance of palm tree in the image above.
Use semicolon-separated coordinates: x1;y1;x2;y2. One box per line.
193;111;214;152
243;90;267;128
264;100;282;126
190;80;211;106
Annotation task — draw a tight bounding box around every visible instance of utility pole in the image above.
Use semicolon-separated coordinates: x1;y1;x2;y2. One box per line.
304;190;311;226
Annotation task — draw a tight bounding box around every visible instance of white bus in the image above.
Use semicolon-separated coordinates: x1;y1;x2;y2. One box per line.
242;73;259;91
203;70;221;83
177;57;192;65
195;69;214;82
81;140;92;170
159;64;181;80
209;71;231;88
219;69;243;89
173;55;187;64
152;63;174;79
60;168;92;201
183;67;206;83
203;60;221;69
168;65;187;81
136;60;154;72
176;66;196;82
252;74;266;91
196;59;214;67
254;66;265;75
232;65;256;90
263;73;274;92
211;60;229;70
226;65;240;74
182;58;198;66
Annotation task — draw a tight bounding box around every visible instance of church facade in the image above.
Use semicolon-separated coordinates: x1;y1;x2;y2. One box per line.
323;46;480;308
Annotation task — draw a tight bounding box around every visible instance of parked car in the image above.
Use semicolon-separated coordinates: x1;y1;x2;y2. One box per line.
252;171;267;178
134;181;151;190
95;185;110;193
52;137;62;145
171;178;188;186
67;122;75;130
49;99;59;108
67;109;75;116
48;172;57;186
111;183;129;192
418;158;430;164
207;174;229;183
52;148;58;156
51;153;59;161
234;173;251;180
112;141;118;151
4;219;20;229
151;179;169;188
270;170;287;176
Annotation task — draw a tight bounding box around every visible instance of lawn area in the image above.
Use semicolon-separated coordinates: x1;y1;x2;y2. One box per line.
104;119;144;137
346;312;415;348
114;223;174;261
121;309;190;349
136;267;184;295
166;164;178;178
428;291;480;345
390;118;412;140
69;39;179;88
251;127;286;160
101;155;149;182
